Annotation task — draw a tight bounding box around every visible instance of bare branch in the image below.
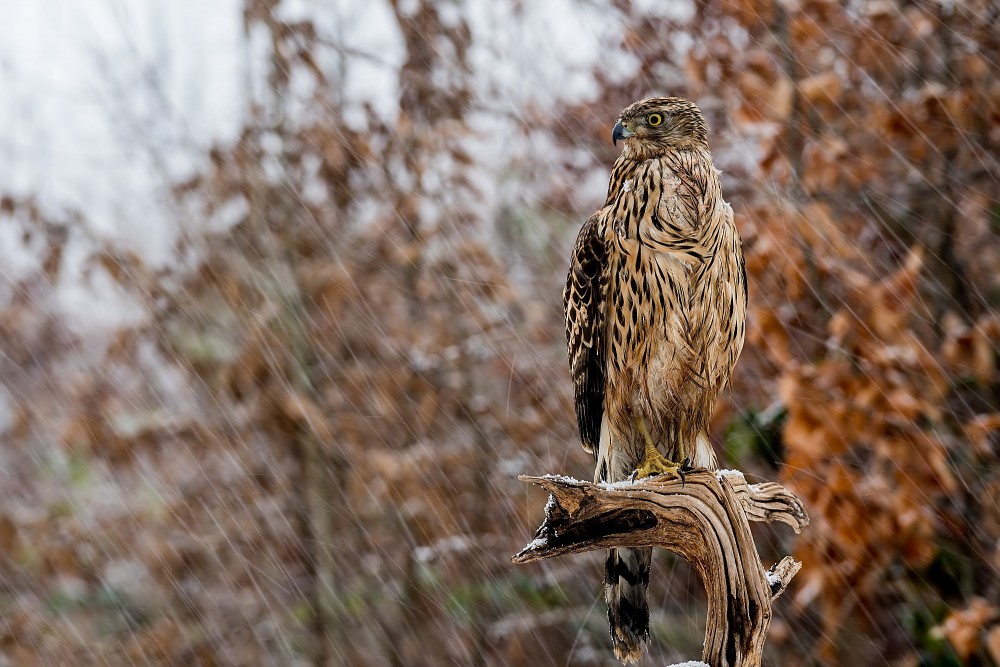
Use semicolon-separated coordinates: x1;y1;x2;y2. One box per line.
513;470;808;667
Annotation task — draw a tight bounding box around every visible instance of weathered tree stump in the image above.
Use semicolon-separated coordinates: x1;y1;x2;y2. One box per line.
513;469;808;667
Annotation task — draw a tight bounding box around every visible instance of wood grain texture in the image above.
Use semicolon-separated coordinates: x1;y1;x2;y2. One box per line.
513;470;808;667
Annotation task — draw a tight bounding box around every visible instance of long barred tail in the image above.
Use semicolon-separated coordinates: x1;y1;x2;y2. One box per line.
605;546;651;663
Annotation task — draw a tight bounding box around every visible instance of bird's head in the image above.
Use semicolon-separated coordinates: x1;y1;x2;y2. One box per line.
612;97;709;158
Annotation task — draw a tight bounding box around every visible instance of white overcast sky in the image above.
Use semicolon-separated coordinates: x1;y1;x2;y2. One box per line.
0;0;628;263
0;0;247;264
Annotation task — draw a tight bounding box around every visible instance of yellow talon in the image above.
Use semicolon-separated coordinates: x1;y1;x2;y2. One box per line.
632;418;682;480
633;449;681;480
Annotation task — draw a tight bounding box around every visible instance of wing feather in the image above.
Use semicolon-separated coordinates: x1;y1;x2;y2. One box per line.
563;214;608;455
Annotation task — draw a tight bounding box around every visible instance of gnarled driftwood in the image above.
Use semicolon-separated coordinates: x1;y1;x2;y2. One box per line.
513;469;808;667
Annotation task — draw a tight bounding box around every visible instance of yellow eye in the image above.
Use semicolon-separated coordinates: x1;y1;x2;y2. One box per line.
647;113;663;127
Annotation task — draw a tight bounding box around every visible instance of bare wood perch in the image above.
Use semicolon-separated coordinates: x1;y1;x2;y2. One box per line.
513;469;808;667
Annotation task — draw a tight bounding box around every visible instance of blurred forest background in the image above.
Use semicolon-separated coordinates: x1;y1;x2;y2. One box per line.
1;0;999;665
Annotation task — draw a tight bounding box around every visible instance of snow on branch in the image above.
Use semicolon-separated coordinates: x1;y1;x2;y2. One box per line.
513;469;808;667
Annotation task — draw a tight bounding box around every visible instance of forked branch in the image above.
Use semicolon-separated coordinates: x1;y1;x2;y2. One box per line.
513;470;808;667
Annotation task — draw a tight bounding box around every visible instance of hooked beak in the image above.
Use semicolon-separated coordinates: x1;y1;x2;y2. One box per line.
612;120;632;146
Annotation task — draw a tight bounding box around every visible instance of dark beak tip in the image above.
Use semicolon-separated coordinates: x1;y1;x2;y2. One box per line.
612;120;625;146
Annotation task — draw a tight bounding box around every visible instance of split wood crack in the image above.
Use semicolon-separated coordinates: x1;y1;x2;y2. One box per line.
513;469;809;667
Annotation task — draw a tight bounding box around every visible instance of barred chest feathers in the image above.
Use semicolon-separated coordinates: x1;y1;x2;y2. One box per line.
603;152;745;464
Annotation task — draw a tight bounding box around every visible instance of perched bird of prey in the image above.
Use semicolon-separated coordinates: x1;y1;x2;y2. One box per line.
563;97;746;663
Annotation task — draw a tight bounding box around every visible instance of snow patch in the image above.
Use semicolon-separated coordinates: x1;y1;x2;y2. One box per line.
524;536;548;552
540;473;587;485
599;478;642;490
544;494;557;513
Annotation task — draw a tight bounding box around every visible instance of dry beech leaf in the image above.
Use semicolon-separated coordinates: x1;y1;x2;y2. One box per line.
933;598;998;660
986;625;1000;665
798;71;841;107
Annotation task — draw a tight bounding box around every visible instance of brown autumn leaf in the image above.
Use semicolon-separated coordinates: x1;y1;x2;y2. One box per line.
964;413;1000;458
933;598;998;660
987;625;1000;665
941;313;998;385
798;71;841;108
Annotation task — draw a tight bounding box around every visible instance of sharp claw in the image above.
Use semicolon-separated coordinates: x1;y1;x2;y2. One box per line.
675;458;697;486
632;452;683;481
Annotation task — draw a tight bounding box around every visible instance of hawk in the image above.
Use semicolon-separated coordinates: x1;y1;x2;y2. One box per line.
563;97;747;663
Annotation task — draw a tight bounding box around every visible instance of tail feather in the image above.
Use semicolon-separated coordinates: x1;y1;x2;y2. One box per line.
605;546;651;664
597;416;652;663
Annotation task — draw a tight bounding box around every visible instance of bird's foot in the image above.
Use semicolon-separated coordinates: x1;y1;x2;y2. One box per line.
631;450;684;482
